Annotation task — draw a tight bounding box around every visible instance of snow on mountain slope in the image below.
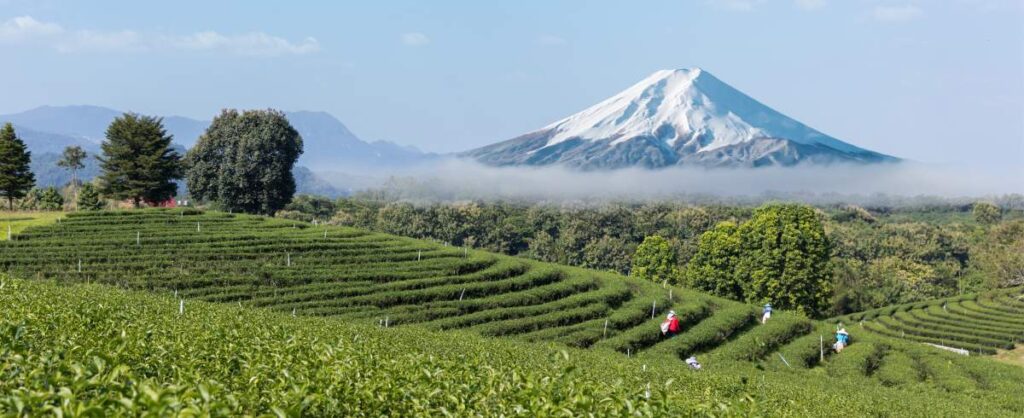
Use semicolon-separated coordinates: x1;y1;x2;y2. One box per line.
463;68;896;169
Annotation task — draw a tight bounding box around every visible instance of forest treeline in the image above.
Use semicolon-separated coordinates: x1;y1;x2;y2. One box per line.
278;195;1024;317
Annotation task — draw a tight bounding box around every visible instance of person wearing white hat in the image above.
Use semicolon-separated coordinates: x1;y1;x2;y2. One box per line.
660;310;680;337
835;328;850;353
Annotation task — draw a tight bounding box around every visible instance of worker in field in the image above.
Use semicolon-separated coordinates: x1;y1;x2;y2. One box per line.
660;310;680;337
834;328;850;353
762;303;772;324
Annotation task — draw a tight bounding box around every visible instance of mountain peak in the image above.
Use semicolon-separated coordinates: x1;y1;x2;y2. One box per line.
463;69;897;169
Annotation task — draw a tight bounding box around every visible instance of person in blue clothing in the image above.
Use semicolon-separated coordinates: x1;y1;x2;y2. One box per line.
835;328;850;353
761;303;772;324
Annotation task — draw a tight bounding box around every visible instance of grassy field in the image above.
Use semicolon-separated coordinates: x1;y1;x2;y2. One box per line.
2;209;1023;415
0;211;63;240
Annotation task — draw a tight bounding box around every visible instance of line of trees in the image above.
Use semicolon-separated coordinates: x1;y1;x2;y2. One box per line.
0;109;303;214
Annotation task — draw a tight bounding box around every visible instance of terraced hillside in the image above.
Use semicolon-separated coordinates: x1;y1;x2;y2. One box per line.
3;209;1024;415
833;288;1024;355
0;209;818;365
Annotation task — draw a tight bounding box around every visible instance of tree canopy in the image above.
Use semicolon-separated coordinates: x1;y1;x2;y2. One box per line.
57;145;88;186
687;204;832;316
97;114;182;207
0;123;36;210
185;109;303;215
631;235;680;284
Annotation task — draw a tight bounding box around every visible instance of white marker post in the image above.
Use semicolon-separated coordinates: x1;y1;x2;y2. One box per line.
292;308;296;317
651;300;656;319
7;225;11;240
137;231;141;246
819;335;824;362
286;253;291;267
459;288;466;301
385;316;389;328
418;250;421;261
197;222;201;233
604;319;609;339
669;289;673;301
78;259;82;273
179;299;184;315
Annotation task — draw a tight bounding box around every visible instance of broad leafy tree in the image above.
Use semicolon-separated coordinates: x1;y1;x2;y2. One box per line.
686;221;744;300
98;114;182;207
185;109;303;215
631;235;680;284
735;204;833;316
972;202;1001;226
0;123;35;210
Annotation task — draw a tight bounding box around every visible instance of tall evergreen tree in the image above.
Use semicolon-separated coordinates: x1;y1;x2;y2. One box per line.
97;113;182;207
58;145;88;209
57;145;88;187
185;109;303;215
0;123;35;210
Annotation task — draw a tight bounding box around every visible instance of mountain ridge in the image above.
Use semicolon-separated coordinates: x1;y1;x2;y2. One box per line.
463;68;898;169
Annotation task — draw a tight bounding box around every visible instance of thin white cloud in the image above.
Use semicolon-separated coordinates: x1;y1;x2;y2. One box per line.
173;31;320;56
537;34;568;46
707;0;766;12
0;15;319;55
0;15;62;42
400;32;430;47
794;0;826;11
872;4;924;22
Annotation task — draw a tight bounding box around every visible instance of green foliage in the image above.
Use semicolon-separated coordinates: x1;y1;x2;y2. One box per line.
0;123;35;210
973;201;1002;225
57;145;88;186
631;235;679;284
97;113;182;207
688;204;832;316
185;109;303;215
737;204;833;316
283;194;336;219
35;187;63;210
76;182;104;210
686;221;743;300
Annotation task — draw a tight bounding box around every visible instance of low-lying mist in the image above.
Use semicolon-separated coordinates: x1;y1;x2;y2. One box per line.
316;158;1024;205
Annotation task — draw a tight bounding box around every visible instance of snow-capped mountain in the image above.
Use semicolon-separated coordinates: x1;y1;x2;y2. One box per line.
462;68;897;169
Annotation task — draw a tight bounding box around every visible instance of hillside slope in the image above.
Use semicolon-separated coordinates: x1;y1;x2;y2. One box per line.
1;210;1023;415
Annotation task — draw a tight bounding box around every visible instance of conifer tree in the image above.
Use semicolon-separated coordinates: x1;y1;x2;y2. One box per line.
97;113;181;207
0;123;35;210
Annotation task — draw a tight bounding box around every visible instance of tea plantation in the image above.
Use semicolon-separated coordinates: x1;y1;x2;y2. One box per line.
2;209;1023;415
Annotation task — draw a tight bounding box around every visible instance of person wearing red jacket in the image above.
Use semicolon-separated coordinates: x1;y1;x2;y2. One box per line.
661;310;680;336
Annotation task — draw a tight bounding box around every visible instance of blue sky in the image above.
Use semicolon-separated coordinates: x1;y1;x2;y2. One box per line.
0;0;1021;170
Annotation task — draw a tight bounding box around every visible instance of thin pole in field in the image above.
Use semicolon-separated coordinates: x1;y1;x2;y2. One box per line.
417;250;421;261
292;308;296;317
77;259;81;273
459;288;466;301
324;229;327;240
179;299;184;315
669;289;673;301
778;353;791;368
819;335;824;362
651;300;656;319
604;319;609;339
286;253;291;267
136;231;140;246
7;224;10;240
196;222;201;233
385;316;389;328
